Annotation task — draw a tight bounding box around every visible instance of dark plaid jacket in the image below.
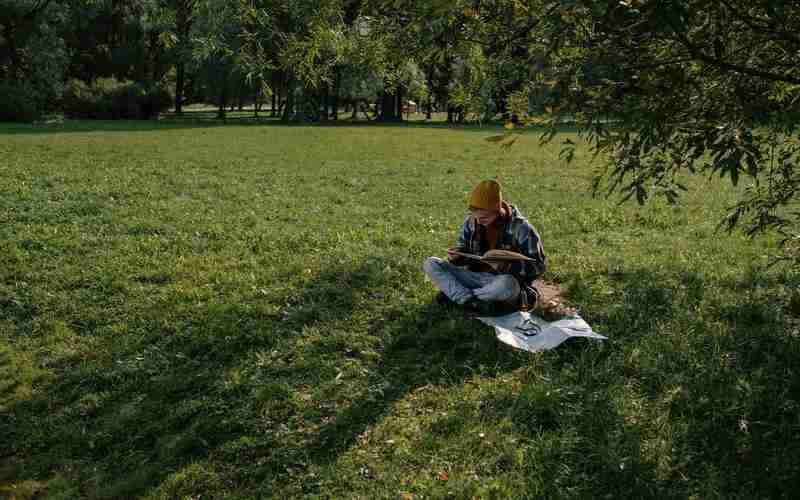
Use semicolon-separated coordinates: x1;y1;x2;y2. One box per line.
455;203;546;287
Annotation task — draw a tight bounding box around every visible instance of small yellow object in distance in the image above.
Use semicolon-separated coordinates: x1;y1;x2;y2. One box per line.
504;122;515;130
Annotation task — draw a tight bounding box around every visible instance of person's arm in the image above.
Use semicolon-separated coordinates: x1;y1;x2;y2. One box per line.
447;214;473;266
509;222;546;284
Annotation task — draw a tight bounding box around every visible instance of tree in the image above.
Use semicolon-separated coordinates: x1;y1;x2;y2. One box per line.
533;0;800;263
0;0;68;118
462;0;800;262
0;0;57;78
191;0;242;119
237;0;350;121
155;0;198;113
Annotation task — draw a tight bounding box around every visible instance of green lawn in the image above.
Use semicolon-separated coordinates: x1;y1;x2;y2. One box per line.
1;120;799;499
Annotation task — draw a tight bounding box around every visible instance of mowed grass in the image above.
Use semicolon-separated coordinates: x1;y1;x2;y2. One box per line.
1;120;799;499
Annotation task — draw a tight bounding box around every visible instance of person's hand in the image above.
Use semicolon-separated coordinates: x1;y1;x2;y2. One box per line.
446;247;460;262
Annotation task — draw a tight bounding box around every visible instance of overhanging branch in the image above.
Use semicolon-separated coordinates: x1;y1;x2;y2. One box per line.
664;14;800;85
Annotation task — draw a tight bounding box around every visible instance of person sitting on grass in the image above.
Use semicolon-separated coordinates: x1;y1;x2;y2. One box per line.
423;179;546;314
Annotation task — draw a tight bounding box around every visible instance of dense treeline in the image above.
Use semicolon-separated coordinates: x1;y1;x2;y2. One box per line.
0;0;552;123
3;0;800;253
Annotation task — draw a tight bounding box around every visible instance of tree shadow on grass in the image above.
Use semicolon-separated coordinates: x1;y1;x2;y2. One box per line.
256;265;635;496
302;304;525;462
0;297;284;497
481;376;682;499
272;265;800;498
677;272;800;497
2;256;518;497
9;258;796;497
261;268;717;498
1;260;402;497
563;267;800;497
198;258;538;494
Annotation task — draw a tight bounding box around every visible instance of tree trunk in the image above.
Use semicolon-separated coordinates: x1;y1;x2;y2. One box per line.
217;73;228;121
184;74;195;106
425;67;434;120
254;88;260;117
271;80;277;117
217;94;227;121
378;86;399;122
174;0;193;113
282;79;293;122
332;68;340;120
396;85;404;121
370;99;379;120
175;61;185;113
320;84;329;121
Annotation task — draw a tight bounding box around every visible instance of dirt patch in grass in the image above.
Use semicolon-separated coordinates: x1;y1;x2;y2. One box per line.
531;280;578;319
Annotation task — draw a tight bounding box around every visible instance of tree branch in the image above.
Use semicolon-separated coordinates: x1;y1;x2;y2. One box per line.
23;0;55;22
619;56;695;72
665;15;800;85
688;43;800;84
718;0;800;46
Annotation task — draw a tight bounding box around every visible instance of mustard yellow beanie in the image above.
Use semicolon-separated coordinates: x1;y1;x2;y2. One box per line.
467;180;502;211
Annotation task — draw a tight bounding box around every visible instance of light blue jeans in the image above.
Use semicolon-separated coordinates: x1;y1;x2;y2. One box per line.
423;257;521;305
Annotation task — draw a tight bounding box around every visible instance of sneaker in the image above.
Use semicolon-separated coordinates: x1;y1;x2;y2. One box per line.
520;285;540;311
493;299;520;316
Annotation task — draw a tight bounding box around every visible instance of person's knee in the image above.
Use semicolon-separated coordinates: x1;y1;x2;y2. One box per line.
495;274;517;288
423;256;443;275
474;274;520;302
495;274;521;300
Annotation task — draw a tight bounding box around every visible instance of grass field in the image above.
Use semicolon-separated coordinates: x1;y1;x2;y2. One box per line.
1;119;799;499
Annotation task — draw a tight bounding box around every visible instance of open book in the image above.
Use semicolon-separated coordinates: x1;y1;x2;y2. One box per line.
448;248;534;263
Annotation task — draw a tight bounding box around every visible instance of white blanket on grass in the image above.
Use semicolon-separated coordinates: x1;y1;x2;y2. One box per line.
477;311;607;353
